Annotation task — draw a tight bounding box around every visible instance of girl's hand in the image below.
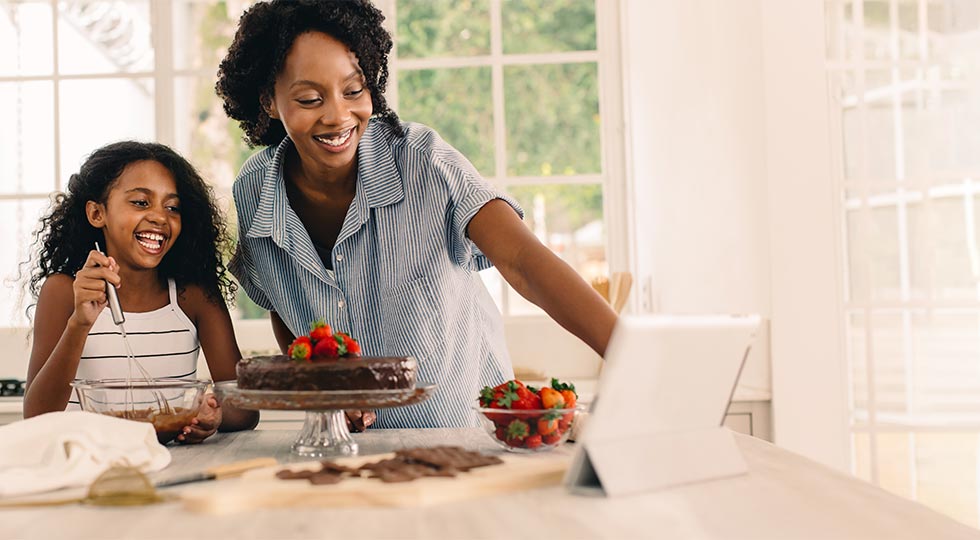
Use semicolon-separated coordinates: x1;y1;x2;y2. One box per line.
178;394;222;444
71;249;120;327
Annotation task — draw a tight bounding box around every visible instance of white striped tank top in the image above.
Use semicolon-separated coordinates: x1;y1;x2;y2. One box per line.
67;278;200;409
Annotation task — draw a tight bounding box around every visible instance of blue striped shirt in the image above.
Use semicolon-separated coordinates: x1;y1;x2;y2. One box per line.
230;119;522;428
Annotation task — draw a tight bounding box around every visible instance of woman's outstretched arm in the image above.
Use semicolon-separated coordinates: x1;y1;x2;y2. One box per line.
468;199;618;356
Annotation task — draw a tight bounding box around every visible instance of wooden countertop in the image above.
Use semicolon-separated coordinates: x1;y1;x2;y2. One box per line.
1;428;977;539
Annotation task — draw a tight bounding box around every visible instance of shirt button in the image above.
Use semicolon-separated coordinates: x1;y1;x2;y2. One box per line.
338;300;345;309
336;253;344;262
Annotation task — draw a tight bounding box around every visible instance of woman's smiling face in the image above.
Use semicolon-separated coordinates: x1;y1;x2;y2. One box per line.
87;160;182;270
269;31;374;176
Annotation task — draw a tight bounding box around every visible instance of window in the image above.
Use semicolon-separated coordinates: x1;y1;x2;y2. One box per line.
0;0;255;327
1;0;624;362
383;0;616;317
826;0;980;526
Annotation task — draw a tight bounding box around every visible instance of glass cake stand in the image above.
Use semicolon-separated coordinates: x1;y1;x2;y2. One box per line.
214;381;437;457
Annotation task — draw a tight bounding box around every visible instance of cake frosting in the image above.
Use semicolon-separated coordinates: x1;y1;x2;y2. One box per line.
236;355;417;391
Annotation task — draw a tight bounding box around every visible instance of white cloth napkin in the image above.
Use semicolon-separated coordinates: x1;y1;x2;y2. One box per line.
0;411;171;498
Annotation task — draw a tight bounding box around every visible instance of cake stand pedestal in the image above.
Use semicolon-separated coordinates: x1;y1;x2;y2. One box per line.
293;410;358;457
213;382;437;458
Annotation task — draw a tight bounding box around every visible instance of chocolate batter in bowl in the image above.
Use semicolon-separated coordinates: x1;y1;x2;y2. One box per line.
71;378;208;444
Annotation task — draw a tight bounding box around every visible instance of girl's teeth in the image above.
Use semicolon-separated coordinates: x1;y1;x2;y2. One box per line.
135;233;164;250
137;239;160;251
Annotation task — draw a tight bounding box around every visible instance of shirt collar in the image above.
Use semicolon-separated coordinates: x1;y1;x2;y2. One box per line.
247;118;404;240
355;118;405;214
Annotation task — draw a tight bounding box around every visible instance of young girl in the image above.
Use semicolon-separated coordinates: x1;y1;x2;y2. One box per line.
24;141;258;442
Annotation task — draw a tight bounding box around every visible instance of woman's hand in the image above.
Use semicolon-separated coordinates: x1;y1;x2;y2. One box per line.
345;410;376;432
178;394;222;444
71;249;120;328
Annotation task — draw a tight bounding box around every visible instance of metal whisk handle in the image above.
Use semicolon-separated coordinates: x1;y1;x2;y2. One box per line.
94;242;125;326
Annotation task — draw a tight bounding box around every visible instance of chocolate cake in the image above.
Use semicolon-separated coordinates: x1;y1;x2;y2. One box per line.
236;355;417;391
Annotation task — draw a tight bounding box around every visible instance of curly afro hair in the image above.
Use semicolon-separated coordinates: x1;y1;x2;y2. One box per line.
216;0;403;147
25;141;237;307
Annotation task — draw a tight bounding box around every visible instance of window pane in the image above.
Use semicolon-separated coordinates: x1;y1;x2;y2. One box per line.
851;432;873;483
832;70;865;180
0;199;51;328
398;67;494;176
505;183;605;314
174;76;252;190
910;311;980;415
508;183;605;273
396;0;490;59
874;431;916;499
853;430;979;527
845;204;901;302
824;1;853;62
915;432;979;527
908;194;977;301
59;78;154;182
902;83;980;178
927;1;980;36
233;280;270;320
849;310;909;418
859;0;929;60
0;0;54;76
57;0;153;75
479;267;504;312
505;63;599;176
502;0;596;54
838;70;902;180
847;311;868;414
0;82;55;195
172;0;253;71
860;1;894;61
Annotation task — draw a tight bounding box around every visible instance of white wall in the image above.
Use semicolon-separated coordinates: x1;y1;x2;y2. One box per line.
622;0;771;318
620;0;849;471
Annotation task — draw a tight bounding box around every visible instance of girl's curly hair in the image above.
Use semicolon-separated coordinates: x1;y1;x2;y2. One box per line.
25;141;237;308
216;0;403;147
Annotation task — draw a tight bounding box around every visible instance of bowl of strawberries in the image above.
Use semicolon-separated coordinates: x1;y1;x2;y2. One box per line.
474;378;582;453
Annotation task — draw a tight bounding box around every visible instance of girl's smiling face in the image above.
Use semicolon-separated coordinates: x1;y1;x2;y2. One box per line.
268;31;373;178
86;159;182;270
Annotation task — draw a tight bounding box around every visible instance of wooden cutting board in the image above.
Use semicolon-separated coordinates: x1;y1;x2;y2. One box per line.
181;451;571;514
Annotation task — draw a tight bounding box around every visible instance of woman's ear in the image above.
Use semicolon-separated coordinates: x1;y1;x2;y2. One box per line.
85;200;106;229
261;93;279;120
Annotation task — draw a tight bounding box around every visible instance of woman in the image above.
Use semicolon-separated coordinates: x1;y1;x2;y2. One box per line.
216;0;616;429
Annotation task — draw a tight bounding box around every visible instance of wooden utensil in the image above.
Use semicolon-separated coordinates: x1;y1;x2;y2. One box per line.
608;272;633;314
155;457;278;488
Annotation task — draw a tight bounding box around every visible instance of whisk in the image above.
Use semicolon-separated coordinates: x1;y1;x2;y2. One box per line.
94;242;173;415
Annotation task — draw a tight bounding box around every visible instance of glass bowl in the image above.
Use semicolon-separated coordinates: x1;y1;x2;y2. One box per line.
70;378;208;444
473;405;582;453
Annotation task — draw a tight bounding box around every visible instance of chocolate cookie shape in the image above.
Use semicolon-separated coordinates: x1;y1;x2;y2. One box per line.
275;446;504;485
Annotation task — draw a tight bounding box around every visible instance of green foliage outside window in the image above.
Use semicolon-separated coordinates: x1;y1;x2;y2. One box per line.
398;67;495;176
504;63;600;177
396;0;490;58
501;0;596;54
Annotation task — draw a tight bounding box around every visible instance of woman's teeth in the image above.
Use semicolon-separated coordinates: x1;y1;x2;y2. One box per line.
314;128;352;147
